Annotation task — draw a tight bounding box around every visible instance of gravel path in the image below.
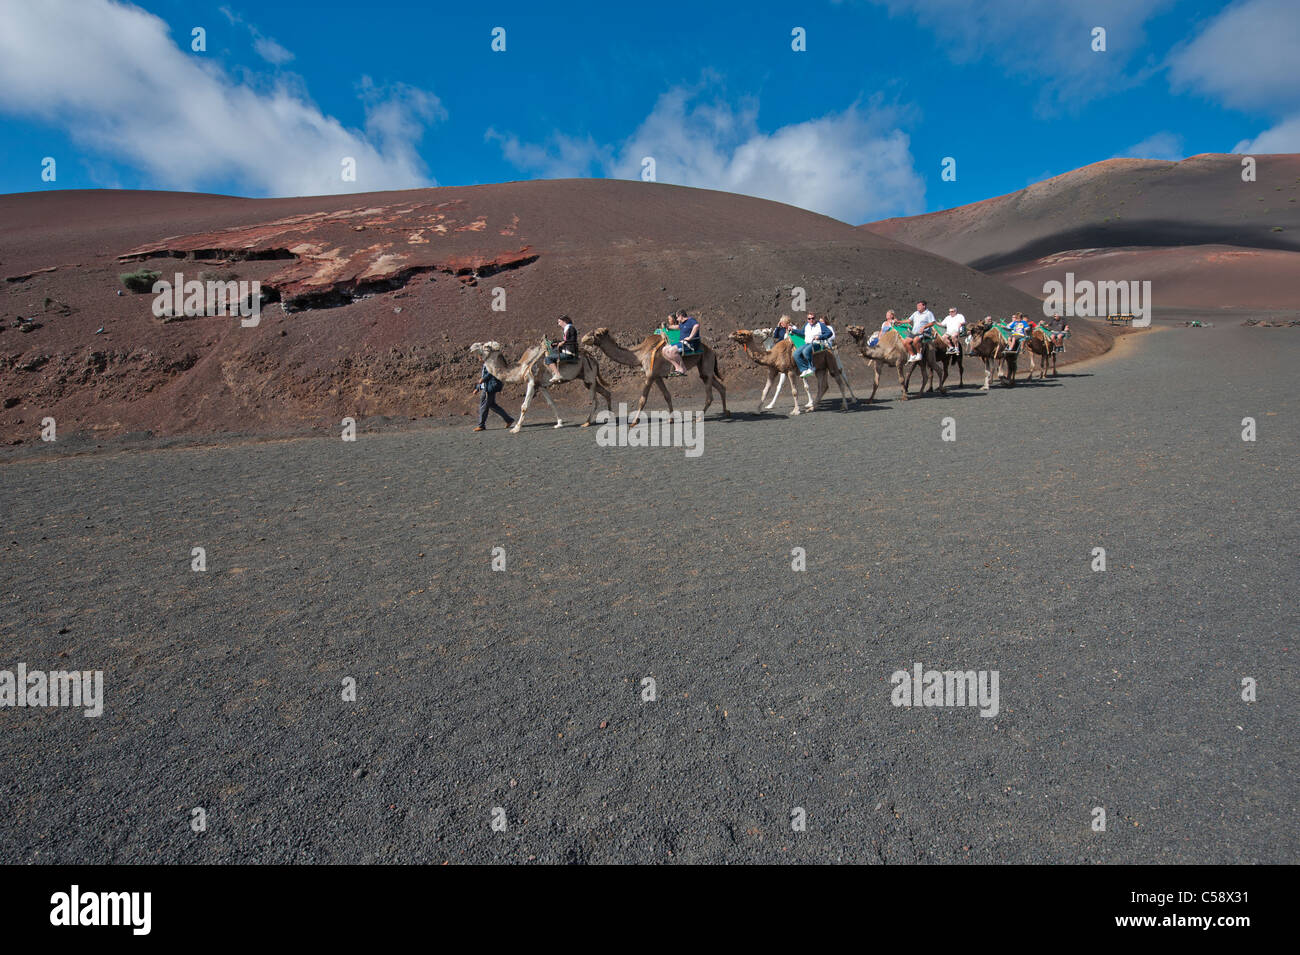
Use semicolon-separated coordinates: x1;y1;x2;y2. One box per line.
1;324;1294;863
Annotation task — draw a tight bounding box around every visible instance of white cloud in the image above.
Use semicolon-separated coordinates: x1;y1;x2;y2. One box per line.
0;0;441;197
1166;0;1300;155
866;0;1174;112
492;87;926;223
221;5;295;66
1233;116;1300;154
484;129;611;179
1167;0;1300;112
1112;132;1184;160
253;36;294;67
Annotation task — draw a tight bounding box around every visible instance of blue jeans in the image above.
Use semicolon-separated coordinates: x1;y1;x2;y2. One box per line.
795;343;816;373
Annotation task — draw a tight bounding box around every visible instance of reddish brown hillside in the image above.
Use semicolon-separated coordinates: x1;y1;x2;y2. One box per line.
1;179;1106;441
863;154;1300;310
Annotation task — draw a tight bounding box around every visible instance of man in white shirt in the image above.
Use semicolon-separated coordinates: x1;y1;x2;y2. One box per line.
795;313;833;377
904;300;934;362
937;307;965;355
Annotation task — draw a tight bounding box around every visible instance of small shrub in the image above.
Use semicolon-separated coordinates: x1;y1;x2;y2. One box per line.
120;268;161;293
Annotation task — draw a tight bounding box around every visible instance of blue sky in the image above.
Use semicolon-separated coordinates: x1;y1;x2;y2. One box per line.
1;0;1297;222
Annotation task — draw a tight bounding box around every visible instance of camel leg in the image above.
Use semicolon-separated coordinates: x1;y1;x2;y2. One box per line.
869;361;880;403
537;387;563;428
597;379;613;417
630;378;655;427
897;360;910;400
833;350;858;402
707;360;728;418
799;372;816;411
655;376;674;413
581;376;602;427
758;371;774;411
833;368;849;410
931;350;946;394
510;378;535;433
812;369;830;410
764;372;786;410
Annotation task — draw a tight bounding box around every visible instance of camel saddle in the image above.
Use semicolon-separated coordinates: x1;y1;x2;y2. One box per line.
544;336;580;364
890;322;933;341
788;331;829;353
994;323;1024;351
655;326;701;355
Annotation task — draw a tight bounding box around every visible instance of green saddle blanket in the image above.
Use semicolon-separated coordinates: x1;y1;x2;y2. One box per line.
788;332;830;351
655;328;700;353
890;323;934;339
994;324;1025;348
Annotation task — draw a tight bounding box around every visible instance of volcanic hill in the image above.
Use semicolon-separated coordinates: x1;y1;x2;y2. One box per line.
1;179;1102;440
865;153;1300;311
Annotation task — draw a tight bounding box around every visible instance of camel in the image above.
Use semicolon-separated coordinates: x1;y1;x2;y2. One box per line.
580;327;728;424
468;340;611;433
729;329;854;413
964;319;1020;390
844;325;945;401
933;332;965;387
1025;323;1059;380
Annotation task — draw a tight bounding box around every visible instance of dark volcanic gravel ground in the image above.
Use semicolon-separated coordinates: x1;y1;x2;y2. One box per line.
0;324;1295;864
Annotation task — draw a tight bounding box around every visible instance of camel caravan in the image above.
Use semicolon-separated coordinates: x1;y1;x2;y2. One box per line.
468;304;1070;431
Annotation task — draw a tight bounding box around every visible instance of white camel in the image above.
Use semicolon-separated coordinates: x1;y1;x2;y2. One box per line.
469;340;611;432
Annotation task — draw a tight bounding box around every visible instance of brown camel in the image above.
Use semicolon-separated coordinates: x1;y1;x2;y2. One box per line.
728;329;853;413
844;325;945;401
963;319;1019;390
469;340;611;432
1025;323;1059;380
934;334;965;387
580;327;728;424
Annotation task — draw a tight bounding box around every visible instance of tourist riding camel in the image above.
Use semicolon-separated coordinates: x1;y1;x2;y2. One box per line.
964;316;1019;390
661;309;700;375
469;338;611;432
903;300;936;361
580;326;729;425
1046;313;1069;348
730;327;854;413
545;315;580;384
936;307;965;355
1025;316;1067;380
794;313;834;378
846;317;945;401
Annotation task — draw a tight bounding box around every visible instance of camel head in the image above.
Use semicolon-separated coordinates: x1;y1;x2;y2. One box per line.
965;319;998;352
846;325;866;345
580;327;610;347
469;341;504;360
729;329;761;348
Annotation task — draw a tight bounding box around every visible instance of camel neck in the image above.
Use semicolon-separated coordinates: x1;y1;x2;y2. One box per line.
598;338;647;367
